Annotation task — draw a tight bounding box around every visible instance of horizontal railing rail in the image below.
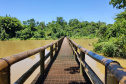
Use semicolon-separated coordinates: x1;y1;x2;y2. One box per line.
67;37;126;84
0;37;64;84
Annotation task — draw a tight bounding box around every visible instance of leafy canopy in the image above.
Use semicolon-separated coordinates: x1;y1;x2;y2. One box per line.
109;0;126;9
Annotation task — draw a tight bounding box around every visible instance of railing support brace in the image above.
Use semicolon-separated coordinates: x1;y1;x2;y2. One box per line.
80;51;85;75
40;50;45;75
50;45;53;60
105;67;118;84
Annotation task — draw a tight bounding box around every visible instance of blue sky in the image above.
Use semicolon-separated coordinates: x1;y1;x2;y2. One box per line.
0;0;124;24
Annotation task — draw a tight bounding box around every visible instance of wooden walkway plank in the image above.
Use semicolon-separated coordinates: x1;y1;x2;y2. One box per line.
34;37;91;84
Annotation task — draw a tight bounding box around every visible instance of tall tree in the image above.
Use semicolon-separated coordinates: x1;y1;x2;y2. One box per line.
0;16;22;38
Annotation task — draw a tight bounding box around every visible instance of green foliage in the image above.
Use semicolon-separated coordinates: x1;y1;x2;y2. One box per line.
20;28;32;40
0;16;23;40
102;42;115;57
94;36;126;58
97;24;107;37
115;9;126;21
94;42;115;57
0;28;9;40
93;42;103;52
93;9;126;58
109;0;126;9
0;12;126;58
33;31;41;39
0;16;107;40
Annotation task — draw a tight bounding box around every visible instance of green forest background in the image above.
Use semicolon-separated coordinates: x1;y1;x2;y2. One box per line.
0;0;126;58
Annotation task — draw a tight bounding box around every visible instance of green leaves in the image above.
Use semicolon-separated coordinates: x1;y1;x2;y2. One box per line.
109;0;126;9
0;16;23;40
94;36;126;58
93;9;126;58
0;15;107;40
97;24;107;37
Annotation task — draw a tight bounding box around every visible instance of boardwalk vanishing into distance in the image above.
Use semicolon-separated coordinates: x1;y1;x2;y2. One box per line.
34;38;91;84
0;37;126;84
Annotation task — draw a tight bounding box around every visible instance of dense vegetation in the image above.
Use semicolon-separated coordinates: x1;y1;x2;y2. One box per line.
0;15;108;40
93;10;126;58
0;0;126;58
94;0;126;58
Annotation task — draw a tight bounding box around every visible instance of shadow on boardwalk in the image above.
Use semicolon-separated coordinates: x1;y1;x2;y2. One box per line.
34;38;91;84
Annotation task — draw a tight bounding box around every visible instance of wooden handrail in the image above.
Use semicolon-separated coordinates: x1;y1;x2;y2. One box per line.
67;37;126;84
1;36;125;84
0;37;64;84
14;49;53;84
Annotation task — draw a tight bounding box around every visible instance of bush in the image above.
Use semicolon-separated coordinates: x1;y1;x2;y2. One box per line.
93;35;126;58
45;36;51;40
93;43;103;53
102;42;115;57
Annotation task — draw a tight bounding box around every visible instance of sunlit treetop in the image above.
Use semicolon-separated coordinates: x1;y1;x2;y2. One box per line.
115;9;126;21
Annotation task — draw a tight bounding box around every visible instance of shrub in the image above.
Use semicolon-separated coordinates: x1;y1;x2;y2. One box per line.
93;35;126;58
102;42;115;57
93;43;103;53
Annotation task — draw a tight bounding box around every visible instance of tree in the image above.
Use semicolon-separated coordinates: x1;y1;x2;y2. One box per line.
27;18;36;31
86;25;96;34
115;9;126;21
36;21;39;26
109;0;126;9
56;17;64;26
39;21;45;28
39;30;45;38
69;19;79;27
0;15;110;40
23;21;27;25
56;17;67;29
0;28;9;40
97;24;107;37
0;16;22;38
20;28;32;40
94;9;126;58
33;31;41;39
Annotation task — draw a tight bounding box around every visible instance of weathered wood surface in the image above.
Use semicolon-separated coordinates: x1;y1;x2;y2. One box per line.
33;38;91;84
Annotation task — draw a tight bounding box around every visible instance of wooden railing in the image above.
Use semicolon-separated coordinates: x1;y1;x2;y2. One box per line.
0;37;64;84
67;37;126;84
1;37;126;84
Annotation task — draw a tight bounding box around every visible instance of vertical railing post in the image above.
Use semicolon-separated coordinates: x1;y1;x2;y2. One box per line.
80;51;85;75
40;49;45;75
50;44;53;60
55;43;57;53
0;66;10;84
60;39;62;46
58;40;60;51
75;46;77;60
69;40;70;45
105;67;118;84
73;44;75;55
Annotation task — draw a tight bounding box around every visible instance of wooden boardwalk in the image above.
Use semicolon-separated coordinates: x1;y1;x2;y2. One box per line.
0;37;126;84
34;38;91;84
